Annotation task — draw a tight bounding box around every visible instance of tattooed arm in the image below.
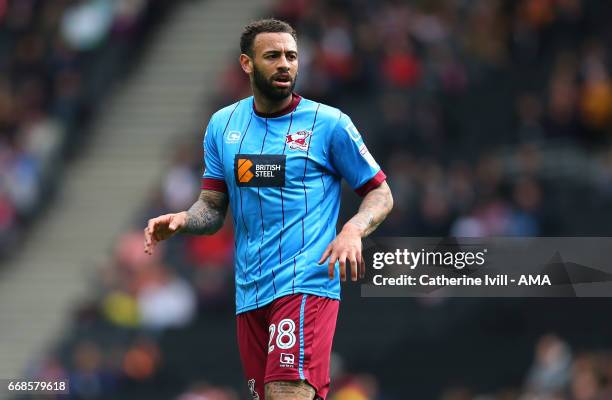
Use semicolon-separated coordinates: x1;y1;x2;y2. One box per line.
182;190;229;234
318;181;393;281
345;181;394;237
144;190;228;254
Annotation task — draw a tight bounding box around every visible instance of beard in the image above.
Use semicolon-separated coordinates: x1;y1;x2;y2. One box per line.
252;63;297;101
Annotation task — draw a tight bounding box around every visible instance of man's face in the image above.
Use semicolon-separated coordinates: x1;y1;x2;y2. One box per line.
248;32;298;101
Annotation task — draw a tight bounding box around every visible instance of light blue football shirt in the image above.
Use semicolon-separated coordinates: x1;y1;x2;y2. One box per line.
201;94;386;314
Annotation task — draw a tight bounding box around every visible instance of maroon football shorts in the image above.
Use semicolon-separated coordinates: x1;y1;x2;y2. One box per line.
236;293;340;400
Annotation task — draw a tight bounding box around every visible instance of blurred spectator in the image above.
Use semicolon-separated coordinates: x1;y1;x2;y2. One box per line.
69;340;116;398
137;265;197;330
176;382;239;400
61;0;114;51
524;334;572;395
122;336;162;381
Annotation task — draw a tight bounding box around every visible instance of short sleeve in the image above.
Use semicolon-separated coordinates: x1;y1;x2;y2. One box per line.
201;115;228;192
329;113;386;196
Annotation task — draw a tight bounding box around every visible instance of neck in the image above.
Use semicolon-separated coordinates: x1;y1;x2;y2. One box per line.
252;88;293;116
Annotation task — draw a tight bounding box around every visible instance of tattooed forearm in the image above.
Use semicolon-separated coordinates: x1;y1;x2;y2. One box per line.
345;181;393;237
181;190;228;235
265;381;315;400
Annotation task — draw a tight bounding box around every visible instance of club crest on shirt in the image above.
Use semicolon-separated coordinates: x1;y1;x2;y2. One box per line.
286;130;312;151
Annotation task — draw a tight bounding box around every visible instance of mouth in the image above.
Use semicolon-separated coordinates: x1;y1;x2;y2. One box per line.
272;75;292;88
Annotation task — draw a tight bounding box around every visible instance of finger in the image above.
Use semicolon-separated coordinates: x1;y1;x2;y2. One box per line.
144;226;154;254
328;252;337;279
168;214;180;231
147;218;157;238
154;215;173;241
144;224;151;242
143;228;150;254
360;254;366;279
339;252;347;282
148;219;161;244
147;216;167;249
349;253;358;282
318;244;333;265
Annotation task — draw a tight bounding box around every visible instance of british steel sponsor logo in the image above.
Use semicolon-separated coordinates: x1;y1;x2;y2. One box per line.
237;158;255;183
285;130;312;151
235;154;286;187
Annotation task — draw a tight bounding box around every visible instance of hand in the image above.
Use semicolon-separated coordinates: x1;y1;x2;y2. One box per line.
143;212;188;255
318;223;366;282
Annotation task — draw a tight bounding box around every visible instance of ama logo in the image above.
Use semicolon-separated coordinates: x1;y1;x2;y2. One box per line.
286;130;312;151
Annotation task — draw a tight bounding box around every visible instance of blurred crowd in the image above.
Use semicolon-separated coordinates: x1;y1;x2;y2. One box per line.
275;0;612;237
217;0;612;236
12;0;612;399
0;0;173;258
440;335;612;400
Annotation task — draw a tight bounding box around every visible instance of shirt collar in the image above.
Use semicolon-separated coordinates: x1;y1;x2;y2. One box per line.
253;93;301;118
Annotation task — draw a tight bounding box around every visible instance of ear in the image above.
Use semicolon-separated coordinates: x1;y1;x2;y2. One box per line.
240;53;253;74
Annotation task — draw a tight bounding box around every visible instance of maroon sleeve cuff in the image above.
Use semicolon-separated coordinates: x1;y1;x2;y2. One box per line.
201;178;228;193
355;170;387;197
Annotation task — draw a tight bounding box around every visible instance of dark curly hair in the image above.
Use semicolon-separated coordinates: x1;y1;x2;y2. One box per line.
240;18;297;57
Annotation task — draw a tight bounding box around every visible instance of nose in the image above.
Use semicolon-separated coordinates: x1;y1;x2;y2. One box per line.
277;54;290;71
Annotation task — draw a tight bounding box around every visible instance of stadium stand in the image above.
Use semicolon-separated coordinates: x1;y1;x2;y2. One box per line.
0;0;176;259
